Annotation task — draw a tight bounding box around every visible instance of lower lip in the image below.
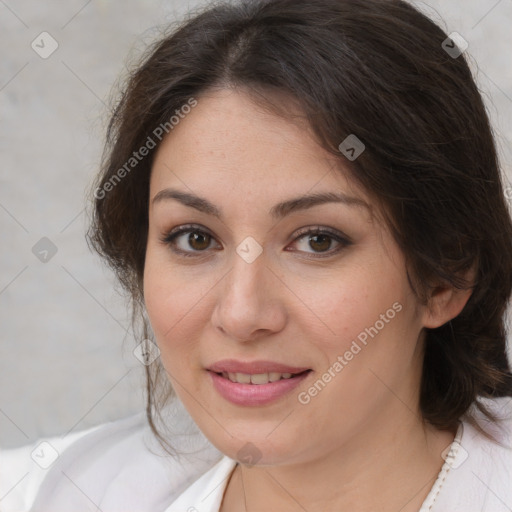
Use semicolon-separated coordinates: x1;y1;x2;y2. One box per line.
208;370;311;406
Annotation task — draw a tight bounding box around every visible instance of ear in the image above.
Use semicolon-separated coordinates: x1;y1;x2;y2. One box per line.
422;266;476;329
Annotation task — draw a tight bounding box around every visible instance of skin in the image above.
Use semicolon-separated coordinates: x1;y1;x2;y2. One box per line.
143;88;472;511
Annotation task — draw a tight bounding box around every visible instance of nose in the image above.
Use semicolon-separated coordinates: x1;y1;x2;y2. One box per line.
211;247;287;342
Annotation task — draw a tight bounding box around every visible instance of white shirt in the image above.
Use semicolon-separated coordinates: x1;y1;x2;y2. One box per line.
1;397;511;512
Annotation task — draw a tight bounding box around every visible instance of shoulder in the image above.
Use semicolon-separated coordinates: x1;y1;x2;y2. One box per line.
430;396;512;512
0;424;99;512
1;402;223;512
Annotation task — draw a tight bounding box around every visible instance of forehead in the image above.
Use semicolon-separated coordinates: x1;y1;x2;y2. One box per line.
150;88;368;205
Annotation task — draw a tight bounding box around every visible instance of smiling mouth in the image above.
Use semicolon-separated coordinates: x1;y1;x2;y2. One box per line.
212;369;312;385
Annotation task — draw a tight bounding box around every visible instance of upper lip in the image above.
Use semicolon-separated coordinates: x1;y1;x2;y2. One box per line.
207;359;311;375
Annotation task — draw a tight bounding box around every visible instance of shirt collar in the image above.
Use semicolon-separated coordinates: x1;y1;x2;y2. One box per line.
165;455;237;512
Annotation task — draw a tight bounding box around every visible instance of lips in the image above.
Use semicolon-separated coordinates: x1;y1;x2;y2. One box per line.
206;359;313;406
208;368;312;406
207;359;311;375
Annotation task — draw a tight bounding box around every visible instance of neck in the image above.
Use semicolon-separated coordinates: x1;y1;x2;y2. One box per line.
220;406;456;512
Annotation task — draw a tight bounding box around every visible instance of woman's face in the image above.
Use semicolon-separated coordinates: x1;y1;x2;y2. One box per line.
144;88;431;466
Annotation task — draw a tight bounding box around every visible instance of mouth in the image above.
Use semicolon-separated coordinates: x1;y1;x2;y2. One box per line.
206;360;313;406
211;369;312;385
207;359;311;375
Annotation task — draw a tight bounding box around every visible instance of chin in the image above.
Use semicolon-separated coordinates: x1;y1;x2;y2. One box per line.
201;425;302;466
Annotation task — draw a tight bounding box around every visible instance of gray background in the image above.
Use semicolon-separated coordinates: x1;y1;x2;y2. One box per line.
1;0;511;449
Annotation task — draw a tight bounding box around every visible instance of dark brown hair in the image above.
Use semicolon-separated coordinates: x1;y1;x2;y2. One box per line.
87;0;512;451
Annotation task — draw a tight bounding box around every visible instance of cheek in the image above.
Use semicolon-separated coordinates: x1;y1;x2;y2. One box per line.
295;264;399;347
143;250;207;363
296;260;419;395
143;238;210;323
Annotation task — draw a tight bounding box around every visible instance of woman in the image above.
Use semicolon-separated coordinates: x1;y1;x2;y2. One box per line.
8;0;512;510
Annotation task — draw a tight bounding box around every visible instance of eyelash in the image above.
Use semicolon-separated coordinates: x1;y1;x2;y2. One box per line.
159;223;352;259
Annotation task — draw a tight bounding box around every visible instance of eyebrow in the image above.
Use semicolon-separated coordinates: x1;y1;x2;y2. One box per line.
151;188;371;220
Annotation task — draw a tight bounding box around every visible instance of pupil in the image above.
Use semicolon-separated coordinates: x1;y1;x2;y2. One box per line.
190;232;210;250
310;234;331;252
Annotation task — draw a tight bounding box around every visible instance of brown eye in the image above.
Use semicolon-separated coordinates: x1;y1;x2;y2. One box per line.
289;226;352;258
308;234;332;252
188;232;211;251
161;224;220;258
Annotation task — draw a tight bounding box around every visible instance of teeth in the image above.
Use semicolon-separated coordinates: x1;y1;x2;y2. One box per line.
250;373;269;384
221;371;299;384
236;372;251;384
